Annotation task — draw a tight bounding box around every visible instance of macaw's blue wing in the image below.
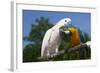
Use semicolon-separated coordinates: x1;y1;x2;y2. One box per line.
78;29;85;43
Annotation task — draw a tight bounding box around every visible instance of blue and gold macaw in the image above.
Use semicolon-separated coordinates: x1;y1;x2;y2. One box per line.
60;24;91;48
67;27;80;47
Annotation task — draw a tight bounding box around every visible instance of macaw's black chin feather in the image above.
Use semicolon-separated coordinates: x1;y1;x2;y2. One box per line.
59;29;71;41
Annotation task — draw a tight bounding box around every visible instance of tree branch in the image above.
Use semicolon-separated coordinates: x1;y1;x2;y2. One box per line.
38;43;90;60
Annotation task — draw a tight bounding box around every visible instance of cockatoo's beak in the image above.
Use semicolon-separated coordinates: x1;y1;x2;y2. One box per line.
64;21;72;27
68;21;71;24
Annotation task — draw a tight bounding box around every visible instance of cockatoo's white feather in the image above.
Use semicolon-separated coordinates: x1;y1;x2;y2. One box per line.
41;18;71;57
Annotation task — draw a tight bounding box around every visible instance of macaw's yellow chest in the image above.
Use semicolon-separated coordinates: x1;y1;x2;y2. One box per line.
68;28;80;47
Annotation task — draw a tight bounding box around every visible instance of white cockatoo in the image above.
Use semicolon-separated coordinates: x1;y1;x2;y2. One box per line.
41;18;71;58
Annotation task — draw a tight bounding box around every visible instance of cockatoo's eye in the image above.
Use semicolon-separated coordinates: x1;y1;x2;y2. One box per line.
65;20;67;22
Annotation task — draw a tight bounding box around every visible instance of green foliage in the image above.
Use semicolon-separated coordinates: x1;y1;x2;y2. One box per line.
28;17;53;42
82;32;91;43
23;17;53;62
23;44;40;62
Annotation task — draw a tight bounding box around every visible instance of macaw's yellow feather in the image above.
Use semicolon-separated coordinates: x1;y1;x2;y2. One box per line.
68;28;80;47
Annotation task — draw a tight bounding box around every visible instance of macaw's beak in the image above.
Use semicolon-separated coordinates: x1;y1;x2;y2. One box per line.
59;29;72;41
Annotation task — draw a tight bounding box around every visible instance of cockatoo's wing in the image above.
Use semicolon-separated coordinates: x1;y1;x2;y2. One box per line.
41;29;52;57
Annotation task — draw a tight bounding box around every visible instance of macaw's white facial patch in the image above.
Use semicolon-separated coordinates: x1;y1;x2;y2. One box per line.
63;30;70;34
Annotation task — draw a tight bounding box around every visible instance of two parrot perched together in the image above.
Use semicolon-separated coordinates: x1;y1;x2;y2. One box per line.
41;18;90;58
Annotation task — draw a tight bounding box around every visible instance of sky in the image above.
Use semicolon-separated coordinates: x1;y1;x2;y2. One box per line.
23;10;91;47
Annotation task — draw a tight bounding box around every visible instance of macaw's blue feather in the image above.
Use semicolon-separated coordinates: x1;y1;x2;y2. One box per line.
78;29;84;43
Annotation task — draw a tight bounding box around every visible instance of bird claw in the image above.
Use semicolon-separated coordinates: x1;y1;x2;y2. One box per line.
50;53;57;58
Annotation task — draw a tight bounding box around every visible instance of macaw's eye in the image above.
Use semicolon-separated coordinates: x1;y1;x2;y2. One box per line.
65;20;67;22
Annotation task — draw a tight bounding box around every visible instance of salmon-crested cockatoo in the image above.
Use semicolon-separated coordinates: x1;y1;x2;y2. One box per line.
41;18;71;58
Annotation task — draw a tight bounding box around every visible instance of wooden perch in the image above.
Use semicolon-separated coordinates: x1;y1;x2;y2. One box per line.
67;43;88;52
38;43;90;60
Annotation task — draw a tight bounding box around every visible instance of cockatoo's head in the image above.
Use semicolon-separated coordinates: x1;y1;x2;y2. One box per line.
52;18;72;30
59;18;71;26
59;18;72;41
